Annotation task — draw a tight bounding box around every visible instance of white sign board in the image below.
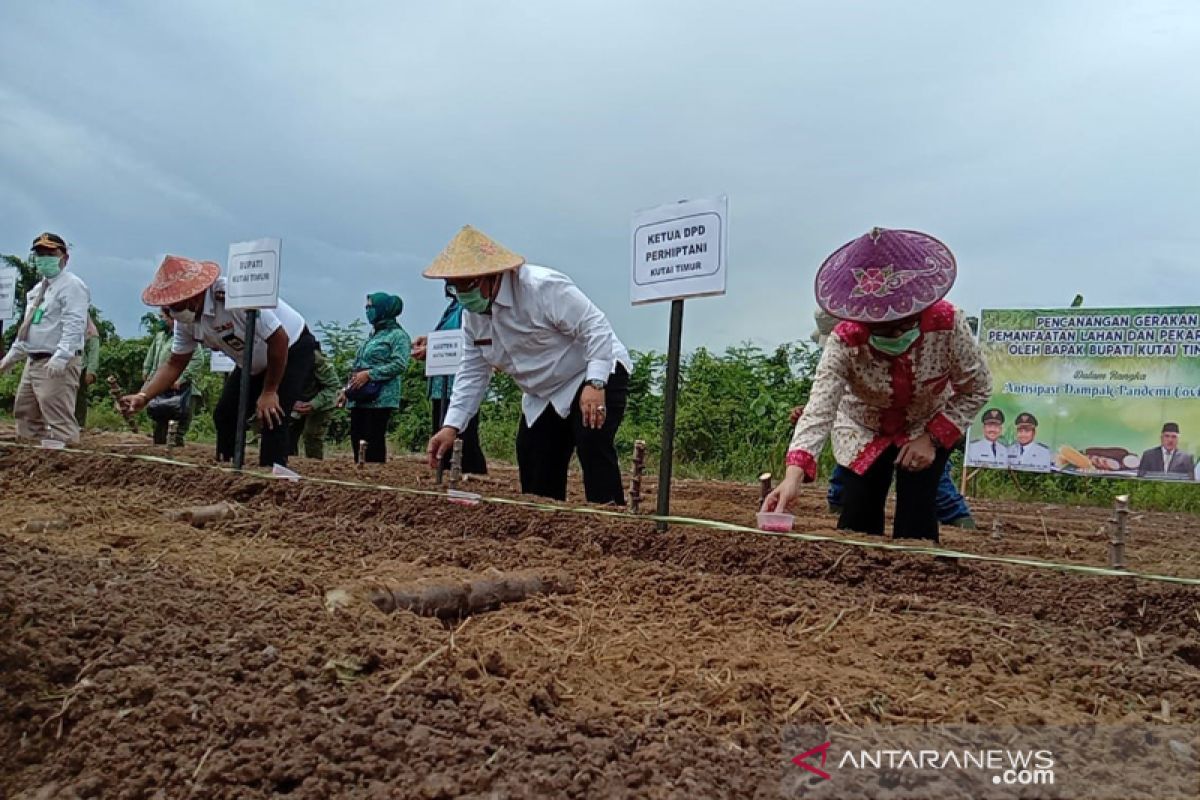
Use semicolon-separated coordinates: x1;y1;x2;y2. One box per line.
424;329;466;377
0;266;18;322
225;238;281;310
210;350;237;373
631;195;728;305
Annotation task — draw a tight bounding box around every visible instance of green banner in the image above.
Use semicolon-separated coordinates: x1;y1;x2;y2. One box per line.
968;307;1200;481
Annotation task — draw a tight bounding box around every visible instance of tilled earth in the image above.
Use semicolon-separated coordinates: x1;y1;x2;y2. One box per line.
2;435;1199;799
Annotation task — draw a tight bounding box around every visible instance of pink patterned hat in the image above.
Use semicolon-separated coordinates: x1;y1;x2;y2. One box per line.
815;228;956;323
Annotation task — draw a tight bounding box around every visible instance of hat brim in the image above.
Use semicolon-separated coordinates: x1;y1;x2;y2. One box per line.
421;225;526;279
815;229;956;324
422;257;524;280
141;259;221;306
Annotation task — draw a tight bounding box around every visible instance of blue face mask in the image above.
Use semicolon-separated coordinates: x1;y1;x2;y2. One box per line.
869;327;920;356
31;254;62;279
457;287;491;314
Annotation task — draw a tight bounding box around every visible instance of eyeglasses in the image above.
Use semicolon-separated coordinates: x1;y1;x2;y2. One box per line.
446;278;483;296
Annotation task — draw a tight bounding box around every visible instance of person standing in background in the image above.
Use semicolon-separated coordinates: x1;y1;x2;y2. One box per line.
73;314;101;430
142;308;203;446
0;232;91;444
339;293;411;463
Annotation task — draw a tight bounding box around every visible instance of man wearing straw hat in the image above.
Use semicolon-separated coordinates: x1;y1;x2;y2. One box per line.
424;226;631;505
120;255;317;468
0;232;91;444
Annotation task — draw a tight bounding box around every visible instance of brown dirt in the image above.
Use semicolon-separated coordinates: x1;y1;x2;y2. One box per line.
2;436;1199;798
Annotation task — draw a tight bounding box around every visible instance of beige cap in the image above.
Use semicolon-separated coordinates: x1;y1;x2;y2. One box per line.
422;225;525;279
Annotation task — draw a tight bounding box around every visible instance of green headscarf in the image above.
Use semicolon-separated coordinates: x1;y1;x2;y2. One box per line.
366;292;403;330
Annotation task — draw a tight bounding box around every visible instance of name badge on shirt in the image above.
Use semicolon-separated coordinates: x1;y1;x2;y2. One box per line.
32;308;45;324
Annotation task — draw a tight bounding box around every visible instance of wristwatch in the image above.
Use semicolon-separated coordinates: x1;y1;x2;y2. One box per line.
586;379;607;390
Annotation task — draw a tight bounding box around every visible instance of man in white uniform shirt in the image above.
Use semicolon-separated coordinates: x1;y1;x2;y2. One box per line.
121;255;317;467
0;232;91;443
425;226;631;505
966;408;1009;466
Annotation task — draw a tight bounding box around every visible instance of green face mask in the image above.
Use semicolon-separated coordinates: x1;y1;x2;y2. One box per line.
869;326;921;356
31;255;62;279
457;287;491;314
365;305;380;325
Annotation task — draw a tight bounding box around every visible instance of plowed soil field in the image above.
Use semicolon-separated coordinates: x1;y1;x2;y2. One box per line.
3;433;1199;798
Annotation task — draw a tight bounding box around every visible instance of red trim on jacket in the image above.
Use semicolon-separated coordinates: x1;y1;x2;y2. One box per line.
925;412;962;449
786;449;818;482
833;320;869;347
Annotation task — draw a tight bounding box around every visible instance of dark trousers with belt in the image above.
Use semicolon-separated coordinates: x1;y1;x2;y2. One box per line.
837;445;951;542
431;398;487;474
515;366;628;505
214;329;318;468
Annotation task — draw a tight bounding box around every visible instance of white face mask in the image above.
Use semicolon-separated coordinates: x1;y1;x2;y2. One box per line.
170;308;197;325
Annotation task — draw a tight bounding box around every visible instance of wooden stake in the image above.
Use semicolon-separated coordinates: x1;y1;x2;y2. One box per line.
1108;495;1130;569
758;472;772;505
167;420;179;448
449;438;463;490
630;440;646;513
356;439;367;468
106;376;139;433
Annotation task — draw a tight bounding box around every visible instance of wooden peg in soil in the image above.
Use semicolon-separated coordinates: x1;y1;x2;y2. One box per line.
990;517;1003;541
106;375;139;433
449;438;463;490
167;420;179;448
1108;494;1130;569
630;440;646;513
356;440;367;468
759;472;773;504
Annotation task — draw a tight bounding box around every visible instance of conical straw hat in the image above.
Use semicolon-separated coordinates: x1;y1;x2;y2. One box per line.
422;225;525;279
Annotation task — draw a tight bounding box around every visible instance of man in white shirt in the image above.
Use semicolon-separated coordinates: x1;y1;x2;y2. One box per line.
1007;412;1053;471
425;226;631;504
966;408;1009;466
121;255;317;467
0;232;91;444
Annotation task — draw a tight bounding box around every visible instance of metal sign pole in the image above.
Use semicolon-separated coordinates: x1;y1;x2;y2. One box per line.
655;299;685;532
232;309;259;470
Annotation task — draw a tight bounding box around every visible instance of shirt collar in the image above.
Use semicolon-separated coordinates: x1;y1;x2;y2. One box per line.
492;268;518;309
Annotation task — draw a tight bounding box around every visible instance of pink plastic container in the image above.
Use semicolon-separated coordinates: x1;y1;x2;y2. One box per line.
756;511;795;532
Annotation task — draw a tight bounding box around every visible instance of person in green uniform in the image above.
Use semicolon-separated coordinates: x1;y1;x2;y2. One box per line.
142;309;203;445
289;345;340;459
73;314;101;429
338;293;410;463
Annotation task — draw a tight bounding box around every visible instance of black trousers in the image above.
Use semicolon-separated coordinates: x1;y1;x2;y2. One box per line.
431;398;487;475
214;329;318;468
350;407;392;463
838;445;951;542
515;365;628;505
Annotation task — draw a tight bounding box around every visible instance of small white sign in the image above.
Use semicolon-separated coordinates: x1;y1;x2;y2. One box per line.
210;350;237;373
631;195;728;305
425;329;466;377
225;238;281;310
0;266;18;322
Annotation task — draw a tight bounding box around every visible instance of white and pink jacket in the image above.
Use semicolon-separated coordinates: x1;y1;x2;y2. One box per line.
786;301;991;480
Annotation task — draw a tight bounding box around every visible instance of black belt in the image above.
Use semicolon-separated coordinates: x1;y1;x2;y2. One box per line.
28;351;80;362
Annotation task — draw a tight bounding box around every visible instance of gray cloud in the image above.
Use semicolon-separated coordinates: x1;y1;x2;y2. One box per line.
2;0;1197;352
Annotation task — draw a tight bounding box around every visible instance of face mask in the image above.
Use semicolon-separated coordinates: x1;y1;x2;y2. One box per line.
31;255;62;279
170;308;197;325
869;327;920;356
365;306;380;325
457;287;491;314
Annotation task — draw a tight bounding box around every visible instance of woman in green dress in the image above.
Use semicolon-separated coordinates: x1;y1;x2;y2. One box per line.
341;293;411;463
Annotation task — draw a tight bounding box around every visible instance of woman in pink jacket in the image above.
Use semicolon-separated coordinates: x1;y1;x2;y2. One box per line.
763;228;991;542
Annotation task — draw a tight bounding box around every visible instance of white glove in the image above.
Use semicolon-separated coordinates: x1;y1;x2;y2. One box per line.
0;351;19;374
45;354;71;377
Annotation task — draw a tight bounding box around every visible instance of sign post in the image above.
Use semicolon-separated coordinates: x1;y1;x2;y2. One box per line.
225;238;282;470
631;195;728;530
425;329;466;483
0;265;18;347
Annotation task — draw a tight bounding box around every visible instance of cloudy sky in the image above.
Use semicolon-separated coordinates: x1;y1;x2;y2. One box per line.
2;1;1198;353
